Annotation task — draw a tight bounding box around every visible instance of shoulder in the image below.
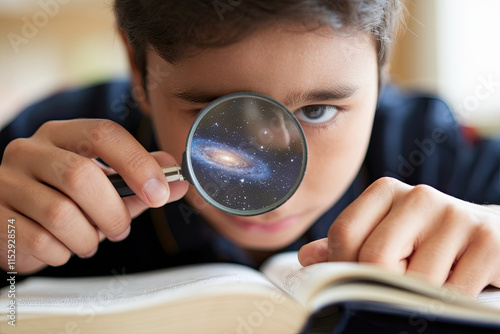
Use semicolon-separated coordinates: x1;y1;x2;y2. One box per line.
367;84;460;184
375;84;455;130
367;84;500;203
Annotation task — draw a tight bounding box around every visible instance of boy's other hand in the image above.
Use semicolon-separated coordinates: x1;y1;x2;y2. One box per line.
298;177;500;298
0;119;188;274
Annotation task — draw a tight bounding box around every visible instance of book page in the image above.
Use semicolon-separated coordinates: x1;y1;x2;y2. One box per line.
261;251;385;304
259;251;306;302
0;263;278;315
260;251;303;280
261;252;500;312
477;286;500;309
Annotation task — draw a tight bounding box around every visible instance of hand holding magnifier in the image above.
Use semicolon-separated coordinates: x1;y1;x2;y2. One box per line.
108;92;308;216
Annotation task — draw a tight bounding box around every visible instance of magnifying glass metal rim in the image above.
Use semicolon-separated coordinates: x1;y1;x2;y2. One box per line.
182;91;308;216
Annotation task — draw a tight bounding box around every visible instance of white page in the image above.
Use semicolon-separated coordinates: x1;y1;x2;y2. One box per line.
0;263;277;315
260;251;303;282
261;251;500;311
477;286;500;309
260;251;308;302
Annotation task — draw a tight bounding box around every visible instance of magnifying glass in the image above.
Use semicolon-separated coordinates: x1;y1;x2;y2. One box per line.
108;92;308;216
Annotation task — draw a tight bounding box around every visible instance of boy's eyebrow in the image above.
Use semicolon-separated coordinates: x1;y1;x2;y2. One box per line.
172;85;358;106
172;90;222;104
282;85;359;107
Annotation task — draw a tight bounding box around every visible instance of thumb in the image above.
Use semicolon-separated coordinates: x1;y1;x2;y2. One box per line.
298;238;329;266
124;151;189;218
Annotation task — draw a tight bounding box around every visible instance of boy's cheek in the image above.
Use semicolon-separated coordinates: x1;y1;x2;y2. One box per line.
297;114;374;213
302;140;366;196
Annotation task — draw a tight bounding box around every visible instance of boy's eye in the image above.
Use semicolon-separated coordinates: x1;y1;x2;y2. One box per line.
294;105;339;124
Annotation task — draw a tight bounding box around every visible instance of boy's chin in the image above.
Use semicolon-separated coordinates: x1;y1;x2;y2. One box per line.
230;233;299;251
186;194;312;249
214;221;309;251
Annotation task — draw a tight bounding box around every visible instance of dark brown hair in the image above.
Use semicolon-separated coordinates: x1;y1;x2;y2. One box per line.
114;0;402;83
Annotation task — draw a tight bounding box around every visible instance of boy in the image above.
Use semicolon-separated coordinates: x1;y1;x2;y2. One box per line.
1;0;499;299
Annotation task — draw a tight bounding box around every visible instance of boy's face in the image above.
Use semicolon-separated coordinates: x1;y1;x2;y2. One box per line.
131;24;379;250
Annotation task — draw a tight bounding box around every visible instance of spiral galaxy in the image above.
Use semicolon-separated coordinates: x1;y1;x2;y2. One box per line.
190;139;270;180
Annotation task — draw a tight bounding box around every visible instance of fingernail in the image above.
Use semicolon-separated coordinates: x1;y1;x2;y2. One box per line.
78;247;98;259
143;179;168;205
108;226;131;242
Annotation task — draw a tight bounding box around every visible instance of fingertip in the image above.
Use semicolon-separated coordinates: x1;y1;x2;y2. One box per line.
297;246;311;266
77;246;98;259
146;151;183;206
108;225;131;242
298;239;329;266
168;180;189;202
143;178;170;207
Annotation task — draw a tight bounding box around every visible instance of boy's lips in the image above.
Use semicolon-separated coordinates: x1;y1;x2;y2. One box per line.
227;214;299;233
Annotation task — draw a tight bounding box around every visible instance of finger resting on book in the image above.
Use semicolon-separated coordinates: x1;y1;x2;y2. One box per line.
298;238;328;266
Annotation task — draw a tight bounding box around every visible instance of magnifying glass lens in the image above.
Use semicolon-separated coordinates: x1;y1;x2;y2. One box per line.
184;93;307;216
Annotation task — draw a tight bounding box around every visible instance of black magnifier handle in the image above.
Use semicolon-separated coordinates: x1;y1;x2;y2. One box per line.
108;164;184;197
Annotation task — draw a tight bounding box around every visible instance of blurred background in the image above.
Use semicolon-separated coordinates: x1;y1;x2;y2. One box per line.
1;0;500;136
390;0;500;137
0;0;127;127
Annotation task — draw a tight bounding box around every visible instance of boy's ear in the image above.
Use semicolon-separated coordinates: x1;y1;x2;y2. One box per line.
118;28;152;116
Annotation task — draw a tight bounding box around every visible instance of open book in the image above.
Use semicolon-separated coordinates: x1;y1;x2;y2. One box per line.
1;251;500;334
